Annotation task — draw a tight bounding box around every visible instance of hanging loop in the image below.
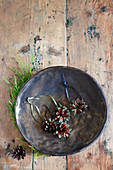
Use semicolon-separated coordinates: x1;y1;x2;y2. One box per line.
62;73;82;100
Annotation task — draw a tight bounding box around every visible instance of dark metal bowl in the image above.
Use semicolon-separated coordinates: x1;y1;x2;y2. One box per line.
14;66;107;156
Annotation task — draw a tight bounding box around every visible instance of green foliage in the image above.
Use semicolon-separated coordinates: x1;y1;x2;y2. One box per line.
18;144;24;147
29;145;45;156
3;57;33;128
3;57;46;156
16;137;26;142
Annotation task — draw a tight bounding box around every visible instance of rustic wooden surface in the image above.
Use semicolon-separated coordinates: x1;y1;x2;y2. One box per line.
0;0;112;169
67;0;113;170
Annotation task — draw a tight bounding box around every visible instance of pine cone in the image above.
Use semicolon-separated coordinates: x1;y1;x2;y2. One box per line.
70;98;88;116
54;105;70;123
42;118;56;132
53;122;72;138
11;145;26;160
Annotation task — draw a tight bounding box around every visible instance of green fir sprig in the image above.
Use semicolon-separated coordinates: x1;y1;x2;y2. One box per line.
3;57;33;128
3;57;46;156
29;145;45;156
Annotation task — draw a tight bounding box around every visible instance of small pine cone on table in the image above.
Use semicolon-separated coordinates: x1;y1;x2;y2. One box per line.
11;145;26;160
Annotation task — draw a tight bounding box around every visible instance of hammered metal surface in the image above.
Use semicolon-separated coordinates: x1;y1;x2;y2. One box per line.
14;66;107;156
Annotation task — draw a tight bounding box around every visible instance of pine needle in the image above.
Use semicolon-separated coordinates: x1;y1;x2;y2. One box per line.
16;137;26;142
3;57;33;125
3;57;46;156
29;145;44;156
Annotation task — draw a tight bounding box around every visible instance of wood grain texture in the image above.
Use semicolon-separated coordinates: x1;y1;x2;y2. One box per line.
32;0;67;169
0;0;33;169
66;0;113;169
0;0;66;169
33;156;66;170
0;0;112;169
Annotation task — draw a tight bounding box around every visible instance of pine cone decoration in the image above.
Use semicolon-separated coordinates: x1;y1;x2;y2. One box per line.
70;98;88;116
11;145;26;160
54;105;70;123
42;118;56;132
42;106;72;138
54;122;72;138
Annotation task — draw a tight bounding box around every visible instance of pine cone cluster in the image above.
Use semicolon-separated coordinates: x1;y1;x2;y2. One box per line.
42;98;88;138
42;104;72;138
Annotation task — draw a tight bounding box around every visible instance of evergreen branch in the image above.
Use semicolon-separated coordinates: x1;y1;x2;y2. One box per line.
29;145;44;156
16;137;26;142
3;57;46;156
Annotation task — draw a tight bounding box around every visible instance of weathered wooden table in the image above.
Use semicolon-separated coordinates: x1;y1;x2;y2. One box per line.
0;0;112;169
